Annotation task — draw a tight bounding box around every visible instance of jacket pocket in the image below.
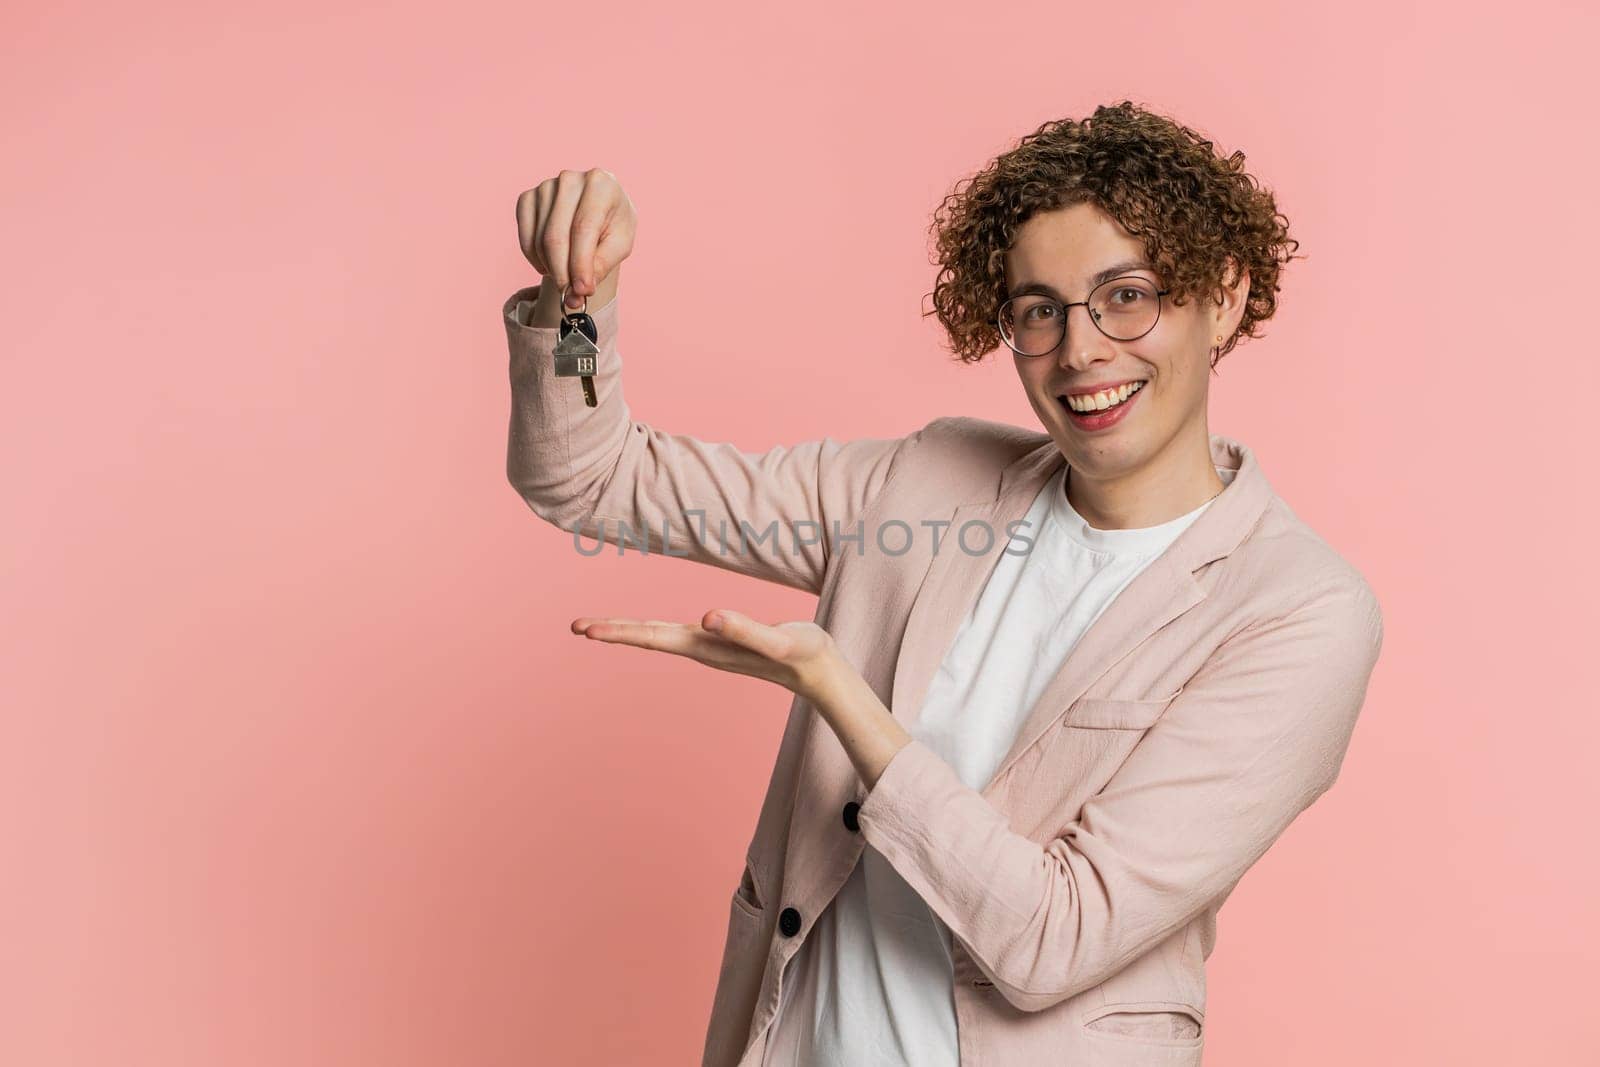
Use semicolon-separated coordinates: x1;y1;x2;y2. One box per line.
732;860;765;920
1082;999;1205;1050
704;865;772;1067
1028;694;1183;826
1064;692;1180;730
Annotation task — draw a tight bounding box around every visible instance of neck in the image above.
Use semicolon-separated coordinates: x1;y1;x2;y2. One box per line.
1064;425;1226;530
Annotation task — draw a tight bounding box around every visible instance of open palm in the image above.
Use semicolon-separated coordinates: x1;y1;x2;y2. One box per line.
571;609;839;702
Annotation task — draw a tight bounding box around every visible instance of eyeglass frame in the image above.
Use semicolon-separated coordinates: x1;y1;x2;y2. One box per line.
997;275;1173;357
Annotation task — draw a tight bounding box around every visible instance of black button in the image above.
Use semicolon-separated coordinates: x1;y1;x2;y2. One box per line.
842;801;861;833
778;907;802;937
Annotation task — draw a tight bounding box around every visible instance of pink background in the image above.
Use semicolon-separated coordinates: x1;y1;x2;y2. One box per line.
3;2;1595;1064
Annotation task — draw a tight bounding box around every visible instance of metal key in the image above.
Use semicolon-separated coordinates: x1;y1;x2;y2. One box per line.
553;285;599;407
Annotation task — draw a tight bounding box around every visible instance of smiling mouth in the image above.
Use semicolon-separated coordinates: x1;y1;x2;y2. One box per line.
1058;380;1147;414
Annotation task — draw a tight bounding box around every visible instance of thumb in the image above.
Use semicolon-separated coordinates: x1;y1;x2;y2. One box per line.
591;229;632;292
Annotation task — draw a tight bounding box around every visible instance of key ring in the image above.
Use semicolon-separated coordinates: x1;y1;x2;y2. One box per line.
559;282;588;324
551;281;600;407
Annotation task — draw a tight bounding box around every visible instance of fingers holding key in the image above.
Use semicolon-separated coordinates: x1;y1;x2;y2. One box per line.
515;168;637;306
542;171;586;296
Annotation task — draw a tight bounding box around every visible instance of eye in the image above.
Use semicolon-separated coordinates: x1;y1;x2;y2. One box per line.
1108;286;1146;304
1023;302;1059;322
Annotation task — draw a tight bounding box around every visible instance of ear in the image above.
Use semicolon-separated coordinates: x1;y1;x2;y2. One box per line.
1215;256;1251;338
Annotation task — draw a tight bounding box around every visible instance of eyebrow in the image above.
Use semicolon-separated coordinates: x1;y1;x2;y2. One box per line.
1007;260;1157;301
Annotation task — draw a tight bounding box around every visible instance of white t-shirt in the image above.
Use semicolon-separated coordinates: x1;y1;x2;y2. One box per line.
761;462;1236;1066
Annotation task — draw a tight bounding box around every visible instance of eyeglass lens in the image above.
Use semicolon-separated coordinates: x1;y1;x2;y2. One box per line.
999;277;1161;355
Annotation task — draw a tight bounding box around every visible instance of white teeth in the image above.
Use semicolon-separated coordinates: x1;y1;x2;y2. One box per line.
1065;380;1144;413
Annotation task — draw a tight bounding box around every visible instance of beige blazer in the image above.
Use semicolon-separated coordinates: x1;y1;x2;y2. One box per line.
503;284;1385;1066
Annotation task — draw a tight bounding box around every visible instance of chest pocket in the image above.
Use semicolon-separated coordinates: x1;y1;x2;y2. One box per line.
1064;692;1179;730
1029;692;1180;822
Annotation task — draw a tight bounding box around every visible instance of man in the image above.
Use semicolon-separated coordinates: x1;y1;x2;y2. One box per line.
505;101;1383;1066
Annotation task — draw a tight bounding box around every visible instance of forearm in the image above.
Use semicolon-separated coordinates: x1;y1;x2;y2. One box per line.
502;272;917;592
809;655;912;790
851;739;1093;1009
804;659;1089;1005
504;270;630;533
840;586;1382;1013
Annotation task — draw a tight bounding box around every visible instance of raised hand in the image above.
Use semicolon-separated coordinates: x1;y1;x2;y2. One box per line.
516;168;637;310
572;609;843;704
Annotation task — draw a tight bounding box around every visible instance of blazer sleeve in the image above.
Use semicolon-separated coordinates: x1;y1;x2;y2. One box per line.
854;577;1385;1012
503;283;919;594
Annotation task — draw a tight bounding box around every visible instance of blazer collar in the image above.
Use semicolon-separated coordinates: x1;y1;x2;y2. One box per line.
888;431;1275;794
990;430;1273;573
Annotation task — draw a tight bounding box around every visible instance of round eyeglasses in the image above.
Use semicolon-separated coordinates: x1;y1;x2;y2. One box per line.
998;276;1172;357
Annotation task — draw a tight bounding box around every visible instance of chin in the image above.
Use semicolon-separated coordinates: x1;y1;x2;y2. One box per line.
1066;440;1149;474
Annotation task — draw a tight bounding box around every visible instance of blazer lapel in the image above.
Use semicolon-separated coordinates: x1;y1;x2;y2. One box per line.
979;549;1203;792
888;429;1276;796
888;440;1063;730
982;432;1274;793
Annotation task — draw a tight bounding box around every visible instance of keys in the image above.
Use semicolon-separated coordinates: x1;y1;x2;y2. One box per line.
553;284;599;407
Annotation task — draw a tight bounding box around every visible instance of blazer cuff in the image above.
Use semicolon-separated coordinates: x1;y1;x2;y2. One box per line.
856;736;1005;890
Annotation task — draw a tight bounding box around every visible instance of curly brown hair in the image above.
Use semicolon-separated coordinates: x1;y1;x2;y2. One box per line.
922;100;1301;369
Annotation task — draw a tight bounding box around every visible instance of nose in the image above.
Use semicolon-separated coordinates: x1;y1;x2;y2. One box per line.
1055;302;1117;372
